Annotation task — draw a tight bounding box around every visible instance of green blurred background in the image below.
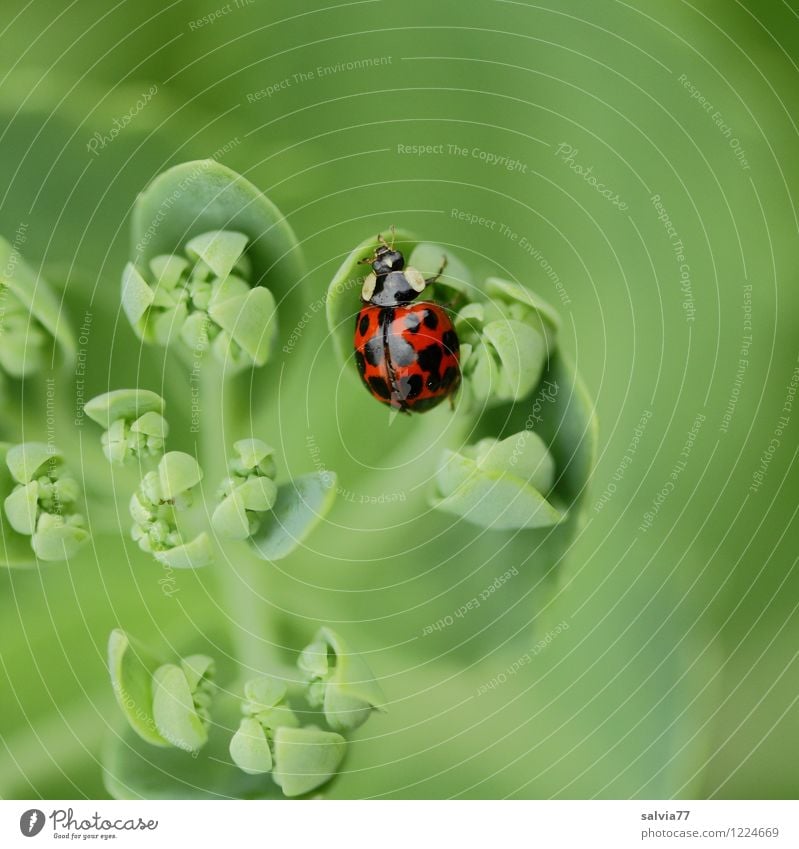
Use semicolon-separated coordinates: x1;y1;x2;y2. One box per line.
1;0;798;799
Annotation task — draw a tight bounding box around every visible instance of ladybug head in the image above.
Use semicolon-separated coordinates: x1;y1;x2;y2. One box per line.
360;229;404;276
370;244;405;275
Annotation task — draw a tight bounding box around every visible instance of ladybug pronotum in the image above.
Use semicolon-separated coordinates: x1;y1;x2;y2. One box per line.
353;232;460;413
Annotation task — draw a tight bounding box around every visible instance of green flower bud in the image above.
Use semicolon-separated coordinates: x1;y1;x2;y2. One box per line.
2;442;88;562
122;228;276;373
85;390;168;465
298;628;385;732
455;278;559;410
212;439;278;541
130;451;211;568
229;675;301;776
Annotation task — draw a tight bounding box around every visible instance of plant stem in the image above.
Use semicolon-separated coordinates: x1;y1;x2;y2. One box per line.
199;358;290;679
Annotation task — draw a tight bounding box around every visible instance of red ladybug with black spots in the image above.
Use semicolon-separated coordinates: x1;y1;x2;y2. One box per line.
354;232;460;413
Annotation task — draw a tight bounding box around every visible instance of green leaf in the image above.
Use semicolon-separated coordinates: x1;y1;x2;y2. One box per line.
152;663;209;753
130;411;169;439
84;389;165;430
185;230;248;280
249;472;337;561
158;451;203;500
4;481;39;535
103;690;286;800
153;532;214;569
430;429;561;531
0;236;75;369
207;285;276;367
120;263;155;338
308;628;385;733
0;443;36;567
107;629;169;748
211;491;250;541
229;717;273;775
31;522;89;562
236;476;277;512
454;352;597;538
243;677;287;712
431;451;563;530
407;242;474;302
271;725;347;798
481;319;547;401
484;276;561;343
233;439;274;472
5;442;58;484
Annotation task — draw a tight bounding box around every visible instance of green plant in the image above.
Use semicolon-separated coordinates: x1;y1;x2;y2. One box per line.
0;164;593;800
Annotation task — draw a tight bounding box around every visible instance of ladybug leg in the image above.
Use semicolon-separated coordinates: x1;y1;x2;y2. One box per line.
424;254;448;286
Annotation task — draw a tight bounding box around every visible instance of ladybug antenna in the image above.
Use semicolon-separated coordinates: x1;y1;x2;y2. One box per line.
378;228;396;250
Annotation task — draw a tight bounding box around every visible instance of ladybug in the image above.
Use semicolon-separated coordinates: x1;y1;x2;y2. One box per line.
354;232;460;413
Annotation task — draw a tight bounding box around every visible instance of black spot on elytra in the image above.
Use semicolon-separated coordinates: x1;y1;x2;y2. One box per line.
441;365;458;388
368;376;391;399
355;350;366;376
442;329;459;354
364;336;384;366
423;309;439;330
417;343;443;376
358;314;370;336
404;312;421;333
397;373;423;400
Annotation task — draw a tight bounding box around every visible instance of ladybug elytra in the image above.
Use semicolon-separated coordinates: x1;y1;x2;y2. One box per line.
353;232;460;413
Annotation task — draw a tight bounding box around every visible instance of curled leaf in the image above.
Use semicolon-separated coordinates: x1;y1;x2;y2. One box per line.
431;430;562;531
0;443;36;567
152;531;214;570
0;236;75;377
108;629;169;748
124;161;302;374
300;627;385;732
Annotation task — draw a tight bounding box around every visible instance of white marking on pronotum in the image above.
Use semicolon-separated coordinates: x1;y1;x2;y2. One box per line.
405;266;426;293
361;272;377;301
